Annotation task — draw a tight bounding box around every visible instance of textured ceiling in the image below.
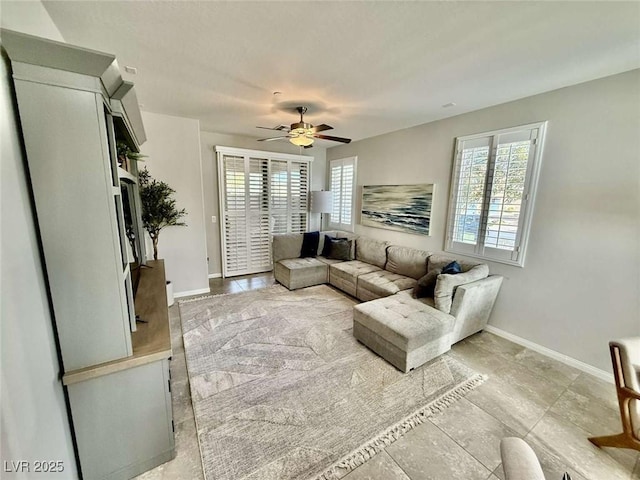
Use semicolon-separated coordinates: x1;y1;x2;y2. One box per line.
42;1;640;147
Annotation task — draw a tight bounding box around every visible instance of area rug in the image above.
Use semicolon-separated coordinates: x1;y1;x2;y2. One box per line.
179;284;485;480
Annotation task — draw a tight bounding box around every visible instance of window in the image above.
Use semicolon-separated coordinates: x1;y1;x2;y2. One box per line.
446;122;546;266
329;157;357;231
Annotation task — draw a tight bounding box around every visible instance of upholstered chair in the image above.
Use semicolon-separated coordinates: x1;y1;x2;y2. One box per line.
500;437;546;480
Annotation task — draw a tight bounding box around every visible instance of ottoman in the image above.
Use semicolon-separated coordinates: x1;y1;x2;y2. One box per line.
274;258;328;290
353;294;455;372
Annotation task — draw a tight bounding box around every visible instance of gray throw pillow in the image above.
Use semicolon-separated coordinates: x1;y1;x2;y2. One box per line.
327;238;352;260
414;268;441;298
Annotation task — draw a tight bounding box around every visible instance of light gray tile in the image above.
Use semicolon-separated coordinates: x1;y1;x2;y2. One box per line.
464;370;561;436
527;411;635;480
549;387;622;436
569;373;618;410
386;420;492;480
465;332;525;358
171;378;194;424
170;352;188;381
429;398;519;471
342;451;410;480
513;348;581;387
448;341;508;375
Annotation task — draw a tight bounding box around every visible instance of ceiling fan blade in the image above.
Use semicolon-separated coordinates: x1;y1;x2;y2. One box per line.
257;136;290;142
313;134;352;144
311;124;333;133
256;125;290;132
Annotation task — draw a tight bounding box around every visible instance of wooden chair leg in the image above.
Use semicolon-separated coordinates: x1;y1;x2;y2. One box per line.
588;432;640;452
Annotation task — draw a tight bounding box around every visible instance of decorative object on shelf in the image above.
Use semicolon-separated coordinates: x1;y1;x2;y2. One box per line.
361;184;434;236
139;167;187;260
310;190;333;228
117;141;147;172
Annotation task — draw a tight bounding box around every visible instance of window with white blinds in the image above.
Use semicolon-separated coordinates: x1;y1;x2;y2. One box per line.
217;147;311;277
446;122;546;267
329;157;357;231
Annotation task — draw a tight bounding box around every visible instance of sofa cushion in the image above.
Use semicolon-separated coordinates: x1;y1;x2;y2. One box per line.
386;246;430;279
327;238;352;260
353;294;454;352
275;258;328;290
329;260;382;297
442;261;462;275
355;237;390;268
316;255;345;265
317;231;338;256
272;233;303;263
434;264;490;314
336;231;358;259
428;254;480;273
357;270;417;300
300;231;320;258
414;268;441;298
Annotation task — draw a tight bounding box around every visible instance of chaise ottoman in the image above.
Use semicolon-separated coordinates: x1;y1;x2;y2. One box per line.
353;294;455;372
274;257;328;290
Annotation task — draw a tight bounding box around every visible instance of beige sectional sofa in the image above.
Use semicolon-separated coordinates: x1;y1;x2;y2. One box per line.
272;230;503;372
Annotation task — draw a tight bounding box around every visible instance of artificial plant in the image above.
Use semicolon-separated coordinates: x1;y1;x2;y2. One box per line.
138;167;187;260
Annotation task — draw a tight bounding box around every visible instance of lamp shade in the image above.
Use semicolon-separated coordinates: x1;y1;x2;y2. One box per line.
311;191;333;213
290;135;314;147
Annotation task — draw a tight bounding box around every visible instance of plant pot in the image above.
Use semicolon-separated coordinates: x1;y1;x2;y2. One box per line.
166;280;174;307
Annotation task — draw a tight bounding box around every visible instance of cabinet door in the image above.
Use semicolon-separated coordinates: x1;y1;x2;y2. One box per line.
67;361;174;479
13;79;132;370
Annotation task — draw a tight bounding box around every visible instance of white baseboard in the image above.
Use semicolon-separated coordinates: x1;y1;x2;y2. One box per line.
208;273;222;279
484;325;613;384
174;287;210;299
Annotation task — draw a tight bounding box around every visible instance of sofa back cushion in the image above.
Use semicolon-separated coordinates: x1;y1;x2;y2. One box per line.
428;254;481;274
356;237;390;268
386;246;430;279
272;233;303;263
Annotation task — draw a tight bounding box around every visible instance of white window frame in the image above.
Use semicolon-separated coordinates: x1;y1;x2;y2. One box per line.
329;156;357;232
445;122;547;267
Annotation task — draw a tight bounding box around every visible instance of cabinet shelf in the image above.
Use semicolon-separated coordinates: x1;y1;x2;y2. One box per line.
118;166;136;183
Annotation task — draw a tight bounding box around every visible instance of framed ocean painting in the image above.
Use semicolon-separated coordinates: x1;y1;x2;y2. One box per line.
361;184;434;235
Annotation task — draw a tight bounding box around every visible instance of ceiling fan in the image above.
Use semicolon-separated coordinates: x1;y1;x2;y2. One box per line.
256;106;351;148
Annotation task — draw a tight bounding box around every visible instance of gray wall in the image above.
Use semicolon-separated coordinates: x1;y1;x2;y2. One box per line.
140;111;210;296
1;1;78;477
200;131;327;277
328;70;640;373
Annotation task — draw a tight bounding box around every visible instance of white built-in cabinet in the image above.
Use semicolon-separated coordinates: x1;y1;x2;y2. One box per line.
3;29;175;479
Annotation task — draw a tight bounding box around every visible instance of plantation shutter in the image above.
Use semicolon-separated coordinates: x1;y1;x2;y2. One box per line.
447;123;545;266
330;157;356;231
218;148;311;277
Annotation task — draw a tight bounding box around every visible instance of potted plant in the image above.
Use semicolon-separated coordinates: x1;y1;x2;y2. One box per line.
139;167;187;306
117;141;147;172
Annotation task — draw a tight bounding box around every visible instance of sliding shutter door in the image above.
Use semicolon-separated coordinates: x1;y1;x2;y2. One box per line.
219;150;311;277
222;155;249;275
289;161;309;233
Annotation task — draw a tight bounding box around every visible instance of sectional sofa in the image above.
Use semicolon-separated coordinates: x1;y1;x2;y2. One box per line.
272;231;503;372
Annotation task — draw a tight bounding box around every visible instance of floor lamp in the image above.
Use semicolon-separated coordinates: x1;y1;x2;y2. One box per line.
311;191;333;230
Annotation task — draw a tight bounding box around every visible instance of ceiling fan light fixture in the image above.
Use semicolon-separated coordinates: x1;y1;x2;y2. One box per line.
290;135;314;147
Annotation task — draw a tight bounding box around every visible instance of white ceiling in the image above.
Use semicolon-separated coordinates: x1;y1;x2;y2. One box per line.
42;1;640;147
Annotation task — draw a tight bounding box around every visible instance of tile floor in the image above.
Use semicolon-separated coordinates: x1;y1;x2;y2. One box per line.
137;273;640;480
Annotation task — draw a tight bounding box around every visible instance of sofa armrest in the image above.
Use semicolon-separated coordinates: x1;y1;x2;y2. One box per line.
272;233;303;264
500;438;546;480
449;275;503;343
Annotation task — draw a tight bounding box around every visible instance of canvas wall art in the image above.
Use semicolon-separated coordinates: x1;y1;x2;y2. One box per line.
361;184;434;235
